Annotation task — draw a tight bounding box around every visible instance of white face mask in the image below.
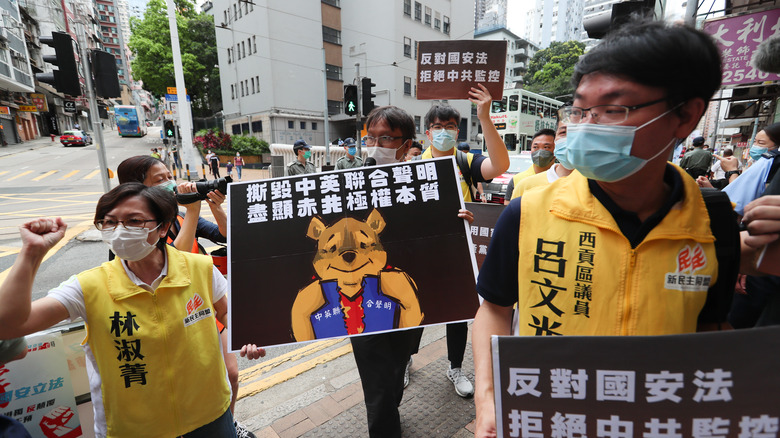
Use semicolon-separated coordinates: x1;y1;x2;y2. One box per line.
367;145;405;165
102;225;160;261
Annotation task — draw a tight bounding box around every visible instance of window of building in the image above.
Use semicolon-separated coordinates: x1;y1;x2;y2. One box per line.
443;16;450;34
232;124;241;134
288;120;294;129
241;41;246;57
403;0;411;16
231;84;234;99
247;38;251;55
312;122;317;130
434;12;440;30
322;26;341;45
403;37;411;58
252;36;256;53
404;76;412;95
300;121;306;130
244;0;248;14
256;75;259;90
251;77;255;93
233;4;236;19
251;120;262;132
240;81;244;96
224;10;228;24
414;40;418;59
424;6;431;25
327;100;342;116
325;64;342;81
227;48;231;63
322;0;339;6
414;2;421;21
237;2;242;18
414;116;421;133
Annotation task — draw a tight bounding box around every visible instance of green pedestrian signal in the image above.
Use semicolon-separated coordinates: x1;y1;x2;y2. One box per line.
344;85;358;116
164;121;175;138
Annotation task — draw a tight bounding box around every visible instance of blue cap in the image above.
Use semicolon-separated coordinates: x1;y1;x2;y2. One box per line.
343;137;356;147
293;140;310;152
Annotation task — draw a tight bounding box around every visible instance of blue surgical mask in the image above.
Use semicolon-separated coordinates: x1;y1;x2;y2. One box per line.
749;144;768;161
347;146;357;156
555;106;679;182
157;180;176;193
431;129;458;152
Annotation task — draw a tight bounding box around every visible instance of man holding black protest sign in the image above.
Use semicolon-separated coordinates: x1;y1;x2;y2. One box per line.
472;19;742;437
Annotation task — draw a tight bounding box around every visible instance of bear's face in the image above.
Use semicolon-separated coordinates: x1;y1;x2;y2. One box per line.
307;209;388;296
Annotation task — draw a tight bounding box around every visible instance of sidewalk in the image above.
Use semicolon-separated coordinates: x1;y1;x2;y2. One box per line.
235;325;477;438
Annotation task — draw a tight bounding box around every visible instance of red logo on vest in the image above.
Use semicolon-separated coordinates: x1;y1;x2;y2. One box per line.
677;244;707;273
186;294;204;315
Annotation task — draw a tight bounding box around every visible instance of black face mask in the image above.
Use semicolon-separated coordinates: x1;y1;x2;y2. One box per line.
532;149;555;168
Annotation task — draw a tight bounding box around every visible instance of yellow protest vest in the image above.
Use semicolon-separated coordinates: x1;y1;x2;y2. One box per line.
421;147;475;202
78;245;229;438
517;166;718;336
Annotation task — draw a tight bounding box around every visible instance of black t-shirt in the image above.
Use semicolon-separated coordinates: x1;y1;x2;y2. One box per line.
475;165;731;324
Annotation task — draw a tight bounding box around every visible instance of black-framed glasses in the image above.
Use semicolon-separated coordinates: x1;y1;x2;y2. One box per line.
362;135;404;147
95;218;157;231
559;97;668;125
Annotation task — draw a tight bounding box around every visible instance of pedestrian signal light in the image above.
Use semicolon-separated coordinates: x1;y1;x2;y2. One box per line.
164;121;175;138
344;85;358;116
361;77;376;116
36;32;82;97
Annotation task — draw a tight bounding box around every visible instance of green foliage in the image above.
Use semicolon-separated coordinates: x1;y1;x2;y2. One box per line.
525;41;586;100
193;129;269;155
128;0;221;117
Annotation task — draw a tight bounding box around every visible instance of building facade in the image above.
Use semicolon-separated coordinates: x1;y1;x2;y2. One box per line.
474;27;538;89
211;0;474;148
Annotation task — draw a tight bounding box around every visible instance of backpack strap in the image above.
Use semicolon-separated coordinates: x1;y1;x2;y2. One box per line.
699;187;740;325
456;150;474;188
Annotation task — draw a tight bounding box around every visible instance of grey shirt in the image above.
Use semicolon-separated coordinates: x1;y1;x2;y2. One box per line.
335;155;363;170
288;160;315;175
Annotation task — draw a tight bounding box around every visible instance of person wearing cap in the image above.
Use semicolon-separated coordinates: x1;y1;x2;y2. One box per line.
336;137;363;170
680;136;713;179
288;140;315;175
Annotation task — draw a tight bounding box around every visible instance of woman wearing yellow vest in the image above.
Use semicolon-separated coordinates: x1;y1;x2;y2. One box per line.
0;183;261;437
115;156;257;438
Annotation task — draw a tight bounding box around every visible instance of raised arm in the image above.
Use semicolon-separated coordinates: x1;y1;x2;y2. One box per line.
470;84;509;180
0;218;71;339
205;189;228;237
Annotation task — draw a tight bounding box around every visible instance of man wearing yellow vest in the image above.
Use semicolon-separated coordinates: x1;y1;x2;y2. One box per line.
472;19;743;437
510;122;574;199
503;129;557;204
420;84;509;203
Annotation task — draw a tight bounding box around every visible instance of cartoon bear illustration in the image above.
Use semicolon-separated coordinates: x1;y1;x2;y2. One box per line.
291;209;423;342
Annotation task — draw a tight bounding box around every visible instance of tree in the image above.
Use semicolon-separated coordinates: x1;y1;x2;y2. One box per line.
524;41;585;101
128;0;222;116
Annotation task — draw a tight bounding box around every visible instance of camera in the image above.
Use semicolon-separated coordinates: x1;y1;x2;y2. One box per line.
176;176;232;204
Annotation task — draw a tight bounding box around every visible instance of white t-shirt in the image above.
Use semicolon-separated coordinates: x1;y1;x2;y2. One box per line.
48;254;228;438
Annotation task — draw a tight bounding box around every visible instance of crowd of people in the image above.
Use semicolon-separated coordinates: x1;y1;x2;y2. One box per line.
3;16;780;438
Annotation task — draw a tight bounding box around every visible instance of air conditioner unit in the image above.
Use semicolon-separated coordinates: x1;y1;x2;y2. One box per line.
1;10;10;16
0;27;7;41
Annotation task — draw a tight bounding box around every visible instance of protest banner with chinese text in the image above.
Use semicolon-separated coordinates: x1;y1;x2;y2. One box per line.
492;327;780;437
228;157;480;349
0;332;82;438
416;40;506;100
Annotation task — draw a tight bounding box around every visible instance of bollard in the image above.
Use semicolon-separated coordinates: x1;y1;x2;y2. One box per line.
186;164;191;182
50;134;56;142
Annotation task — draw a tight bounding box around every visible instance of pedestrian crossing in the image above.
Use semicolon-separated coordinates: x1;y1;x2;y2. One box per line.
2;168;105;183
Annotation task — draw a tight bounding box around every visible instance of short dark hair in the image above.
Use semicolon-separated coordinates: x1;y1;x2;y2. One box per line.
572;18;722;108
118;156;164;184
722;148;733;157
532;129;556;141
410;141;423;151
366;106;416;140
762;122;780;145
94;183;177;249
424;104;460;130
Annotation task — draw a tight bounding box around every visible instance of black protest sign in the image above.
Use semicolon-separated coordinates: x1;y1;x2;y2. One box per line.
492;327;780;437
228;157;480;349
416;40;507;100
465;202;505;270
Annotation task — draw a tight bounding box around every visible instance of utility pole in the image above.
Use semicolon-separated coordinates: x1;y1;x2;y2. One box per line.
355;62;362;156
165;0;199;179
75;22;111;193
322;48;331;165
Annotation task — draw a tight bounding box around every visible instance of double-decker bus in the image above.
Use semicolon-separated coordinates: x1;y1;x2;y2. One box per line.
484;89;563;153
114;105;147;137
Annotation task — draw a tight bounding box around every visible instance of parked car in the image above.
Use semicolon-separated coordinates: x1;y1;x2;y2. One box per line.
60;130;92;147
476;153;534;204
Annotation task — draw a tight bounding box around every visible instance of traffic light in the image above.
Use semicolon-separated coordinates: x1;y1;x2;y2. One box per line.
164;120;175;138
344;85;358;116
361;77;376;117
92;50;121;98
583;0;656;39
36;31;81;96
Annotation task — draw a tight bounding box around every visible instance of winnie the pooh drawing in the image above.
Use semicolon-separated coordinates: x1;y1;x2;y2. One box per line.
291;209;423;341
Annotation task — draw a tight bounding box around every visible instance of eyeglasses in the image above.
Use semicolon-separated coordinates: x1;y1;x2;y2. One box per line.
362;135;404;147
429;123;459;131
559;97;668;125
95;218;157;231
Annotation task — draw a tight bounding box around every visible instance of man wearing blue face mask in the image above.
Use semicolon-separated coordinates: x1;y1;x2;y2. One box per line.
335;137;363;169
471;19;743;437
419;84;509;203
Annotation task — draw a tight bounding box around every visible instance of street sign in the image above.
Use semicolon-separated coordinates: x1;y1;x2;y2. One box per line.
170;101;178;118
166;87;187;95
63;100;76;113
165;94;190;102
